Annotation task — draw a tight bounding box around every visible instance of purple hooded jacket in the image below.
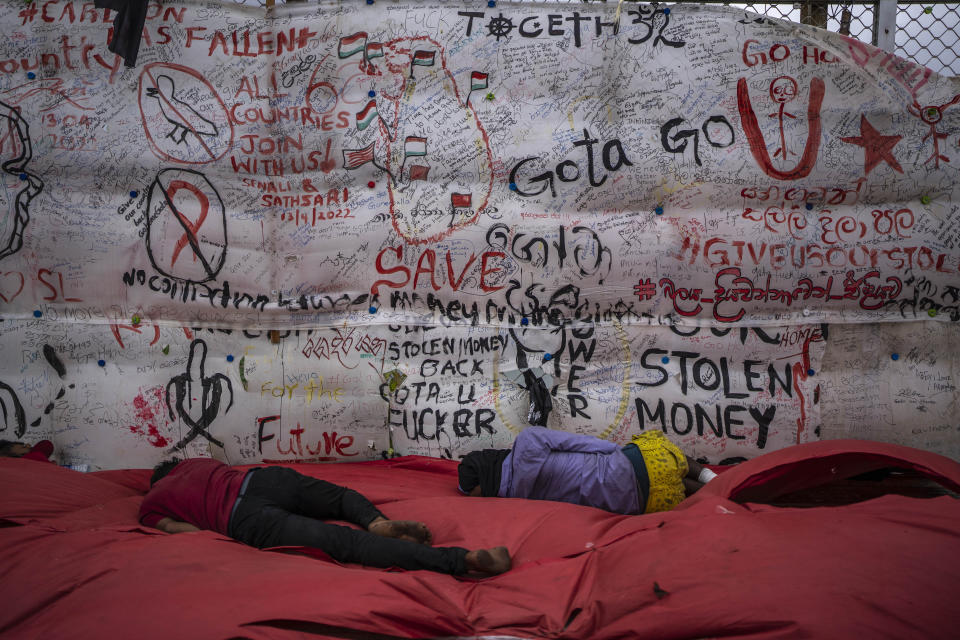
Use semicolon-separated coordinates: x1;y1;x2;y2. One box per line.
498;426;642;515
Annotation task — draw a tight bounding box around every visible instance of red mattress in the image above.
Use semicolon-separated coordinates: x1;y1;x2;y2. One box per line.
1;439;958;639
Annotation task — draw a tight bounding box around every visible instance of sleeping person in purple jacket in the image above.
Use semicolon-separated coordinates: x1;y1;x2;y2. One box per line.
457;427;716;515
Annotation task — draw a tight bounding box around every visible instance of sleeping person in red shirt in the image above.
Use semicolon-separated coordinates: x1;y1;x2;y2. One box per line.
0;439;54;462
139;457;511;576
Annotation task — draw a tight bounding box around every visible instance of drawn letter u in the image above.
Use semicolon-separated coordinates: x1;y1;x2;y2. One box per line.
737;77;825;180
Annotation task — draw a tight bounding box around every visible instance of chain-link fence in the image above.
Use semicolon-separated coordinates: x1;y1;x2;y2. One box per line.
230;1;959;77
723;2;958;76
894;2;960;76
726;3;876;45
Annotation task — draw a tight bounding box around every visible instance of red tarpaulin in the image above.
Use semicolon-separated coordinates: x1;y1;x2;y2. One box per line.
1;439;958;639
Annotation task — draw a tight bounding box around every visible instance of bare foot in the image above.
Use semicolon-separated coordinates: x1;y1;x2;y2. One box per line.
367;519;433;545
465;546;511;575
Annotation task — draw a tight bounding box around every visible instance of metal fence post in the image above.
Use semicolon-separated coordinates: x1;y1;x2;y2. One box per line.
875;0;897;51
801;1;830;28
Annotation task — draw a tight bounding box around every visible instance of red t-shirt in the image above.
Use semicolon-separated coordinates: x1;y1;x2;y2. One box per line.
21;440;54;463
138;459;247;534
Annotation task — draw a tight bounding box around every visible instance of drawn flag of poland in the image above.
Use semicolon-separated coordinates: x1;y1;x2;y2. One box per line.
338;32;367;58
412;50;436;66
404;136;427;158
451;193;472;209
355;100;378;131
408;165;430;181
342;143;375;169
471;72;488;91
365;42;384;60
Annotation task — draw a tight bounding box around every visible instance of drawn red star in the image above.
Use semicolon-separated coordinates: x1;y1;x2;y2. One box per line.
841;115;903;175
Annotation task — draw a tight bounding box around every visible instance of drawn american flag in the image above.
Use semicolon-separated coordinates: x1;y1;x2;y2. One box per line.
342;143;375;169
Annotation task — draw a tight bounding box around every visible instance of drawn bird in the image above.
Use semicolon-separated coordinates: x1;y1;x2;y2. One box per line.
145;75;217;145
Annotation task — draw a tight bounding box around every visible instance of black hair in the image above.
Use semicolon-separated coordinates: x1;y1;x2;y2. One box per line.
457;449;511;497
0;440;25;456
151;458;182;486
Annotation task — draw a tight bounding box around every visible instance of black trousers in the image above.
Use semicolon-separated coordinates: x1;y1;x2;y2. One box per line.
227;467;468;574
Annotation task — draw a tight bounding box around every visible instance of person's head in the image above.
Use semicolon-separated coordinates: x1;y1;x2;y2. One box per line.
151;458;182;486
457;449;511;497
457;458;479;495
0;440;31;457
458;451;493;496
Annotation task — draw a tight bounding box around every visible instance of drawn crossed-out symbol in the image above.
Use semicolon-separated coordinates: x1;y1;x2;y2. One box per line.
145;168;227;284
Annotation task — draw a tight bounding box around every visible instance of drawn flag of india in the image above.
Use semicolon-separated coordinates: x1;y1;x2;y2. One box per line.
412;50;436;67
404;136;427;158
338;32;367;58
355;100;378;131
365;42;384;60
471;72;488;91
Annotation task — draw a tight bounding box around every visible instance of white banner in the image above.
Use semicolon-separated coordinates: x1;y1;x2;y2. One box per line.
0;2;957;468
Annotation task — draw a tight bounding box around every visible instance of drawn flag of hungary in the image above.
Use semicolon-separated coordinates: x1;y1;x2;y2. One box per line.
338;32;367;58
355;100;378;131
365;42;384;60
404;136;427;158
471;72;488;91
412;50;436;67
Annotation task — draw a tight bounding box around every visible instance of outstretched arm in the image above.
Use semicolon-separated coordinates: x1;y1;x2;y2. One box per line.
683;456;716;496
154;517;201;533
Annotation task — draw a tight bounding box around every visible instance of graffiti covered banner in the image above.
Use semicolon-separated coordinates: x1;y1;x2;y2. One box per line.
0;2;957;469
0;1;957;326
